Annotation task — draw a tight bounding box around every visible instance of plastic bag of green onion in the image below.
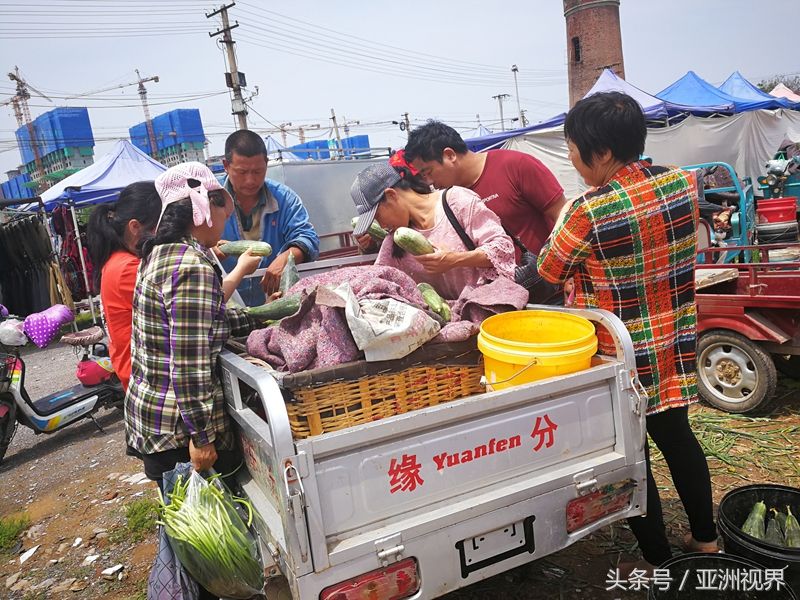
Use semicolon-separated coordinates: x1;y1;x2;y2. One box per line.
158;466;264;599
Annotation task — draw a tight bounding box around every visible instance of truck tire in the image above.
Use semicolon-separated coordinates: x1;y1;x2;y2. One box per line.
697;330;777;414
772;354;800;379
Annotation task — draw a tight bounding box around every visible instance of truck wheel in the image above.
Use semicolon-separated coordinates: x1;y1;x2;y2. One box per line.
772;354;800;379
697;331;777;414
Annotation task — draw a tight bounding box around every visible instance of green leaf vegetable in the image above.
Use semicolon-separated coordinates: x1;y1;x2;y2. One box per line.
158;472;264;598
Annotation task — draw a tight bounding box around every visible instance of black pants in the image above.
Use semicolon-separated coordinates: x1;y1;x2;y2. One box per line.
627;406;716;565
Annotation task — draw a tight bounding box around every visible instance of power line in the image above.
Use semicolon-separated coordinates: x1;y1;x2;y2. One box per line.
235;32;563;90
232;12;563;85
235;2;563;76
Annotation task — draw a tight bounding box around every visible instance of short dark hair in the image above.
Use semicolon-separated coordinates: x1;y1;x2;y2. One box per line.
404;120;468;163
564;92;646;167
224;129;268;162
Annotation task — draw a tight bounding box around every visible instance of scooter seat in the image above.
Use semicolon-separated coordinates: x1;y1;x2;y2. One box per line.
61;326;105;347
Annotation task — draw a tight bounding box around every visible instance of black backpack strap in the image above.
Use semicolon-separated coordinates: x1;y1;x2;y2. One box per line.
441;187;476;251
501;224;529;254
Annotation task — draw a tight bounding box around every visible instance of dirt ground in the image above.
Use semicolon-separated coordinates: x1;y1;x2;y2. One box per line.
1;342;798;600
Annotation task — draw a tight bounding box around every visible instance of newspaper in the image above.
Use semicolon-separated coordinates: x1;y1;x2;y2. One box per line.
333;282;440;362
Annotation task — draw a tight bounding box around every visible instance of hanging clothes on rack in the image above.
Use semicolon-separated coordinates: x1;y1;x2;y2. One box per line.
0;210;71;317
51;204;93;302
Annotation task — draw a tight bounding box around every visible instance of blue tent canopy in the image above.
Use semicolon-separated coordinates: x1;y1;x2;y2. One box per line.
583;69;700;120
38;139;166;210
718;71;795;110
657;71;780;113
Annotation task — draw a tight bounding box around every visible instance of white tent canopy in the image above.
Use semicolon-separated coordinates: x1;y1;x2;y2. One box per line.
770;83;800;103
503;109;800;200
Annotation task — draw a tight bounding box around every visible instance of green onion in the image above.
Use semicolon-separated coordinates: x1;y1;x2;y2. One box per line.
158;472;264;598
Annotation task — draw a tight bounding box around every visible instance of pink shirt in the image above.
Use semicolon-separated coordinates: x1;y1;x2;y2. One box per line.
375;186;516;300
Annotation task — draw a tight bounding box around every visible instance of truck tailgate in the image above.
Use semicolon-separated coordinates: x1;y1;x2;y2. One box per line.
298;358;642;563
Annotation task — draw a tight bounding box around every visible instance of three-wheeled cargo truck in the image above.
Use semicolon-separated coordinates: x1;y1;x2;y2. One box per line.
695;242;800;414
218;257;649;600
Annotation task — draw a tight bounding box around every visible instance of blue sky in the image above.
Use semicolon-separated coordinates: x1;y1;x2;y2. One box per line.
1;0;797;175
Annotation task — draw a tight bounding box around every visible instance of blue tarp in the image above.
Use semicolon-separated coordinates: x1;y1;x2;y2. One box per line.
657;71;779;114
37;139;166;210
718;71;795;110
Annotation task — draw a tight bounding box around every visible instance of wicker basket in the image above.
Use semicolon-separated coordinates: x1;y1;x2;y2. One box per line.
235;340;485;439
286;361;484;438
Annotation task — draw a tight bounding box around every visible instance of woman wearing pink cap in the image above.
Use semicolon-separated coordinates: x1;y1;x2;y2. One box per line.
125;162;261;499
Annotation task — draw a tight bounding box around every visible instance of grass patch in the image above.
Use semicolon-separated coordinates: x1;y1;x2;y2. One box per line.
110;498;159;544
0;513;30;553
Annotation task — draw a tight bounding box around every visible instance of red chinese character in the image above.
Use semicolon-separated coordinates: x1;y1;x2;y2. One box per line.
388;454;424;493
530;414;558;451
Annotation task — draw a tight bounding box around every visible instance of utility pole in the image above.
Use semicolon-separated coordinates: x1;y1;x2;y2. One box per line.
330;108;343;159
492;93;511;131
258;123;320;145
342;115;360;137
511;65;527;127
279;122;292;146
207;3;248;130
393;113;411;140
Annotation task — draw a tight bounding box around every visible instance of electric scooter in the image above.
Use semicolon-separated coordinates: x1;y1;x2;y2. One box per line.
0;314;125;465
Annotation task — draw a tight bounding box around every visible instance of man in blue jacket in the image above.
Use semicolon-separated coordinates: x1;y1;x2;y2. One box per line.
218;130;319;306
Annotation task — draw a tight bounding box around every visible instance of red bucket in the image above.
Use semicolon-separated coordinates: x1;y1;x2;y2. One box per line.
757;197;797;224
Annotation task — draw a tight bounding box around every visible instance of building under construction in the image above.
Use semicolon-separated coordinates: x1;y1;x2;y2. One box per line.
129;108;206;167
13;106;95;190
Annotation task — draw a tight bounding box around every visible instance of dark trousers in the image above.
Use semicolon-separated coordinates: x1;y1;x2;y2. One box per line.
627;406;717;565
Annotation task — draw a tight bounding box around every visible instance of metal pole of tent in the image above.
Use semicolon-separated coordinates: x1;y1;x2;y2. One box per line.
68;199;97;325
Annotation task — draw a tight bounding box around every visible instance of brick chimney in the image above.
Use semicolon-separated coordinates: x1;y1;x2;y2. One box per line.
564;0;625;107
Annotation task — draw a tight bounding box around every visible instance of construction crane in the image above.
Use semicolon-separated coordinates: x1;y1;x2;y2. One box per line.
7;66;53;184
68;69;160;157
0;96;23;128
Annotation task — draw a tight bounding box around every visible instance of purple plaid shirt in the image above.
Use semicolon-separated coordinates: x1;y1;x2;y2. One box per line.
125;239;253;455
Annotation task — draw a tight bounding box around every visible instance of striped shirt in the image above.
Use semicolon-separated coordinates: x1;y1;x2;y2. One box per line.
125;239;253;454
538;162;699;415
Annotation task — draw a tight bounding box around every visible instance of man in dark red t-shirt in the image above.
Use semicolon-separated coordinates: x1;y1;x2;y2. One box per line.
404;120;566;254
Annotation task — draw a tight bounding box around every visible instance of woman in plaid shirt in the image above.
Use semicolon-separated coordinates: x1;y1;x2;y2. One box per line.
125;163;260;490
538;92;717;574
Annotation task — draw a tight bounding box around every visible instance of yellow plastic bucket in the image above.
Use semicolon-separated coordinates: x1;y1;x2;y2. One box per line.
477;310;598;390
